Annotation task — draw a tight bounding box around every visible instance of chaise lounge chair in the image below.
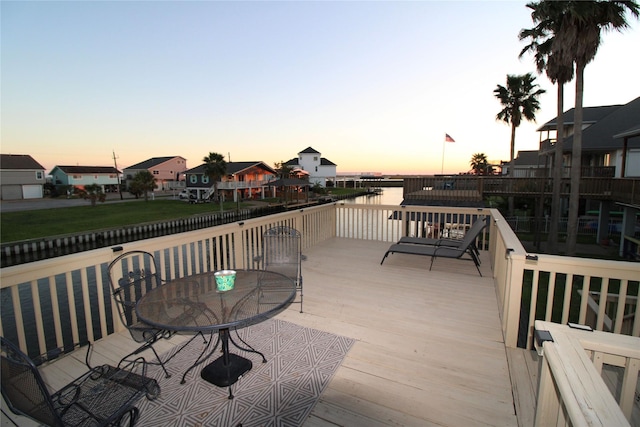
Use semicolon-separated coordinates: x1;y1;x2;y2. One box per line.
396;216;488;260
380;217;488;276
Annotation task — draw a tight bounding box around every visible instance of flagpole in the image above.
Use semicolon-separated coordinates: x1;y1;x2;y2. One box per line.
441;134;455;174
441;135;445;174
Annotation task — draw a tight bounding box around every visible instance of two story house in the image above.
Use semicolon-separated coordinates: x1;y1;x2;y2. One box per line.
50;166;120;192
183;161;277;202
0;154;46;200
537;97;640;248
123;156;187;191
537;96;640;178
501;150;543;178
285;147;337;187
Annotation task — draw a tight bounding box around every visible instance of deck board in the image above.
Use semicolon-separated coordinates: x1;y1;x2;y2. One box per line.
506;347;540;427
2;238;526;427
279;238;518;426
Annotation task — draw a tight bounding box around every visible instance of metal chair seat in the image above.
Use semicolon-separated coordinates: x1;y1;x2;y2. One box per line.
1;337;160;427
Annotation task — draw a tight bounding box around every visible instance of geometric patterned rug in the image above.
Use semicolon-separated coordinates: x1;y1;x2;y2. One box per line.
136;318;355;427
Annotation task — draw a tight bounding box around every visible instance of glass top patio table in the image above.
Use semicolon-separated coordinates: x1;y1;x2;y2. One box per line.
135;269;296;333
135;269;296;397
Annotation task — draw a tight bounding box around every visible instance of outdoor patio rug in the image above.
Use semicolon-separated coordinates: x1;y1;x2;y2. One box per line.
137;318;355;427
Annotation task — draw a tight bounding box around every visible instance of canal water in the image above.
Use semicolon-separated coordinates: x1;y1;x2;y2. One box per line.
343;187;404;206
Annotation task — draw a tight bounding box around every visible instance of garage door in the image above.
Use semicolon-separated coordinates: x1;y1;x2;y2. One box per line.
1;185;23;200
23;185;43;199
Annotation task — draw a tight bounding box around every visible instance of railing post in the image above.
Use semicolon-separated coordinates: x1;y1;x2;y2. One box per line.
503;253;525;348
534;349;561;427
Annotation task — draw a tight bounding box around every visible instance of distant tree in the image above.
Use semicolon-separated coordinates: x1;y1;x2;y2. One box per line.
130;170;157;201
494;73;546;174
128;181;144;199
470;153;493;175
273;161;293;179
494;72;545;215
80;184;106;207
202;152;227;211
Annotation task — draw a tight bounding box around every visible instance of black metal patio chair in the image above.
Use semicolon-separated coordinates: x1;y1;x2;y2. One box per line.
1;336;160;427
108;250;207;378
260;226;303;312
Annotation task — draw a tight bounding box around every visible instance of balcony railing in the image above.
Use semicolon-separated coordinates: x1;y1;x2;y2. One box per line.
217;179;274;190
403;175;638;200
1;203;638;425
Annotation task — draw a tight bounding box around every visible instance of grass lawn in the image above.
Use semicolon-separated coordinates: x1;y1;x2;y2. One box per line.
2;188;368;243
1;199;252;243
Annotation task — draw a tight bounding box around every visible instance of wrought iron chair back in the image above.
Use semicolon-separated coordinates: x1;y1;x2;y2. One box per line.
0;337;159;427
110;251;165;343
262;226;303;312
108;250;206;378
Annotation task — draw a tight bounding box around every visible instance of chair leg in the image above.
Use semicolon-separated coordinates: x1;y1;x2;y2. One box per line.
299;278;303;313
468;250;483;277
119;342;171;378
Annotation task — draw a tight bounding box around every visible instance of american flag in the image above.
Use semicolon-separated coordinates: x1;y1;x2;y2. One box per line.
445;134;455;143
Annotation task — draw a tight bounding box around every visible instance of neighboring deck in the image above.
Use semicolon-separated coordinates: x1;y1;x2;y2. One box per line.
3;238;531;427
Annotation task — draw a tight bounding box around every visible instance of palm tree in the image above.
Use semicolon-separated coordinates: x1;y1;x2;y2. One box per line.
550;0;638;255
469;153;492;175
202;152;227;211
130;170;157;201
520;1;575;254
494;73;546;214
81;183;106;207
494;73;546;174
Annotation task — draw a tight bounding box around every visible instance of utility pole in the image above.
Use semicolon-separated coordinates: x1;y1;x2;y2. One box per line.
112;150;123;200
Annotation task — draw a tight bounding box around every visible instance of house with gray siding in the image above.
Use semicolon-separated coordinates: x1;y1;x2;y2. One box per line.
0;154;46;200
537;96;640;178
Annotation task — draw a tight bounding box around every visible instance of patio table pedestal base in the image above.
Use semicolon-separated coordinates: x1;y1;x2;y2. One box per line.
201;353;252;399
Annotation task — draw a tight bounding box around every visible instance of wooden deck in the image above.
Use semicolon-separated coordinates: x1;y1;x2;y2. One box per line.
2;238;536;427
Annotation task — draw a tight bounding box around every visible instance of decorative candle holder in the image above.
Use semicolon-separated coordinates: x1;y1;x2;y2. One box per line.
214;270;236;292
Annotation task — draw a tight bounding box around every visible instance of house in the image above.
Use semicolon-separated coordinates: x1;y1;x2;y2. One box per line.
50;166;120;192
537;96;640;178
284;147;337;187
501;150;543;177
537;97;640;249
183;161;277;201
123;156;187;191
0;154;46;200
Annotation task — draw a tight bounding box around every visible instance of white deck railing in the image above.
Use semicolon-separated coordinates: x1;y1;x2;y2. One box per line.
1;202;639;424
534;321;640;426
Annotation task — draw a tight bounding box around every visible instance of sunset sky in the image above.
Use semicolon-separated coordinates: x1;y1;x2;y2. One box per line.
2;1;639;175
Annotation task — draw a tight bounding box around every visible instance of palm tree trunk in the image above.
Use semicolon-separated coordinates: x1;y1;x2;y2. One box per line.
566;63;584;256
508;122;517;216
547;83;564;254
215;183;223;212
